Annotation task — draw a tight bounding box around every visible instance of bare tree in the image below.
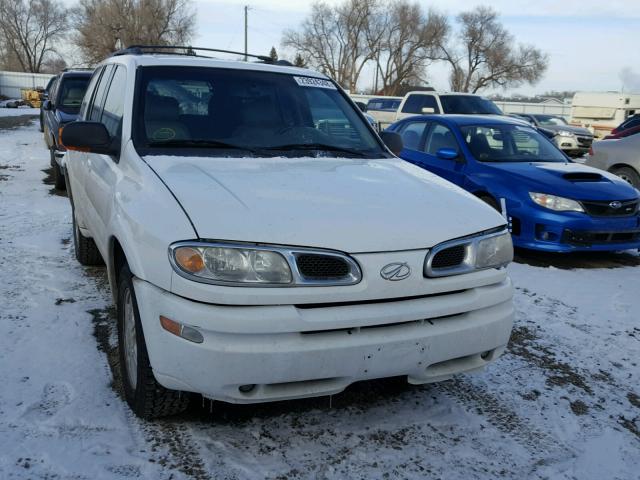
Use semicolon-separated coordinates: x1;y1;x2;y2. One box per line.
370;1;447;95
0;0;69;72
73;0;196;64
437;7;547;93
283;0;377;91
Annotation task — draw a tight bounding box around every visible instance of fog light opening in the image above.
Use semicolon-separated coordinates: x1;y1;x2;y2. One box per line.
480;350;492;360
159;316;203;344
239;384;256;394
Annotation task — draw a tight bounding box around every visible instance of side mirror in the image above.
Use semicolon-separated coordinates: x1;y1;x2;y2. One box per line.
355;101;367;112
436;147;459;160
421;107;435;114
61;122;118;156
380;131;403;156
42;100;52;111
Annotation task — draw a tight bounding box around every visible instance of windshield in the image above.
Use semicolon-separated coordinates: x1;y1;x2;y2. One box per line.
367;98;400;111
532;115;568;126
460;124;567;163
134;66;386;158
57;77;90;113
439;95;502;115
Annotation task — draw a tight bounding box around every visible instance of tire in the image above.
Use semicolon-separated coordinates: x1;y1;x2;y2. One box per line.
72;208;103;266
117;264;189;419
39;113;44;133
610;166;640;190
51;149;66;190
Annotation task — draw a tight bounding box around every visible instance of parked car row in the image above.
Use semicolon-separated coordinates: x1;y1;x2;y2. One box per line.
388;115;640;253
56;46;516;419
44;45;639;421
40;68;93;189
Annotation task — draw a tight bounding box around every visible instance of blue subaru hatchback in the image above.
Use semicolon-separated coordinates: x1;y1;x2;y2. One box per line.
388;115;640;252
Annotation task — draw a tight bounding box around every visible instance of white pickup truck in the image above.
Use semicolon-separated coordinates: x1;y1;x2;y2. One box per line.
395;91;503;120
61;47;514;418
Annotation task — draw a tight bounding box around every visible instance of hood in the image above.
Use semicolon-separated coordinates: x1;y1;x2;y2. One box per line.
146;156;506;253
544;124;592;136
484;161;639;201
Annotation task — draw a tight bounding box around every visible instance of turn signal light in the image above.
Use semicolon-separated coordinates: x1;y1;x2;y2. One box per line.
174;247;205;273
159;316;204;344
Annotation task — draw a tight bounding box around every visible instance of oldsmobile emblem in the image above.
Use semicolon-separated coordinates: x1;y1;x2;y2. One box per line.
380;262;411;281
609;201;622;209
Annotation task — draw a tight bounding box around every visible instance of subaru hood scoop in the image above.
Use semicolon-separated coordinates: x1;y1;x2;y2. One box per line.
561;172;603;182
145;155;507;253
485;161;638;201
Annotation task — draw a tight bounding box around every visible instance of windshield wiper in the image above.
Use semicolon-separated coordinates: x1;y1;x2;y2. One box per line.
260;143;368;157
147;139;254;152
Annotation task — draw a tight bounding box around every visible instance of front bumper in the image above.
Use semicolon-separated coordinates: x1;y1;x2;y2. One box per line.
509;204;640;252
133;277;514;403
554;135;592;156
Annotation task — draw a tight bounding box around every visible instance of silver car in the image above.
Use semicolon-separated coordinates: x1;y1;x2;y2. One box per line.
585;133;640;189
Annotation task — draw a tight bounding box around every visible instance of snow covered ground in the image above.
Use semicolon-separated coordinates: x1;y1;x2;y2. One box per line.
0;106;40;116
0;120;638;480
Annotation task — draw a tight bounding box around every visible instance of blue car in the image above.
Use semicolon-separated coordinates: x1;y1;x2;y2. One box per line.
387;115;640;252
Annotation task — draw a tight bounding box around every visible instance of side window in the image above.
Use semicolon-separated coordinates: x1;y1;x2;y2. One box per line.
80;68;103;120
424;124;459;156
88;65;114;122
401;94;440;114
101;66;127;136
398;121;428;150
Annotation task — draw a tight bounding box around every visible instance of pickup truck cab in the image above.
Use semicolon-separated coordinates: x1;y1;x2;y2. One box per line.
42;69;93;189
396;91;502;121
61;47;515;418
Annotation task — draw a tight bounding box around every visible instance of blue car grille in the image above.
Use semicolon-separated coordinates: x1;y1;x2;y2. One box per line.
581;199;639;217
562;229;640;246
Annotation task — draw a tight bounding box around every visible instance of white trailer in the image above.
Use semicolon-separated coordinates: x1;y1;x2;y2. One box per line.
570;92;640;138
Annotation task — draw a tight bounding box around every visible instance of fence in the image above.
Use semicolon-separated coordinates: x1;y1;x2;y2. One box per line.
0;71;55;99
491;101;572;119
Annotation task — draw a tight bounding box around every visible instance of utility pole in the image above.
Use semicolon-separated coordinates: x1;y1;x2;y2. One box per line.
244;5;249;61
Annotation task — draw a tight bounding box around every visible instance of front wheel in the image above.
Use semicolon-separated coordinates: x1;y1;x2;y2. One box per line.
117;265;189;419
610;166;640;189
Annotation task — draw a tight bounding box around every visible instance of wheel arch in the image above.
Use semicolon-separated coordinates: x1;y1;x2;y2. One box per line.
608;163;639;175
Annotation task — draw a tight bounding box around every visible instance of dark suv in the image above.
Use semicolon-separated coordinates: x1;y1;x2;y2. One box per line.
42;69;93;189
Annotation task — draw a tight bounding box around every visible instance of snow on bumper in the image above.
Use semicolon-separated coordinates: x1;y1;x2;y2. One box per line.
133;277;514;403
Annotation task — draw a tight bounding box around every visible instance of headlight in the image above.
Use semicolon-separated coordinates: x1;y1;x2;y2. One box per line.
557;130;574;137
529;192;584;212
169;242;361;286
425;229;513;277
172;245;292;284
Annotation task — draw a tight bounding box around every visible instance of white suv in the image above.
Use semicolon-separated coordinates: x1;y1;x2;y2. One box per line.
62;47;515;418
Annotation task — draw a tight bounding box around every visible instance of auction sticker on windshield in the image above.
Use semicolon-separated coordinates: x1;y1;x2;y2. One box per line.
294;76;337;89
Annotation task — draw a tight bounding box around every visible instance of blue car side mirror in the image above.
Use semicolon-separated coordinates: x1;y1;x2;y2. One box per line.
436;147;459;160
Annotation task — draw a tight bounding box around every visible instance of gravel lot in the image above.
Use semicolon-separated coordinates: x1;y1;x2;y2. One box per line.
1;118;639;479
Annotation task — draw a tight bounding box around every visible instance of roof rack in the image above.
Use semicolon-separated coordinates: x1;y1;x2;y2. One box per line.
111;45;293;66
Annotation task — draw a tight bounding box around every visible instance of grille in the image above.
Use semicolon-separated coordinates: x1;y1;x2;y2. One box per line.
431;245;467;269
581;199;639;217
576;136;593;147
562;229;640;246
296;254;351;280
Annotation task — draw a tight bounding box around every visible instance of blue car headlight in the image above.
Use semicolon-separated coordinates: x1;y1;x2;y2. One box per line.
529;192;584;212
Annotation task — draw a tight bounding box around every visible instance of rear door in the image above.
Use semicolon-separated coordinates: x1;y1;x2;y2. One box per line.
83;64;127;250
396;120;430;166
67;66;107;233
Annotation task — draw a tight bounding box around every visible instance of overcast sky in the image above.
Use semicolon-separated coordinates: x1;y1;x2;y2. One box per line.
194;0;640;95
